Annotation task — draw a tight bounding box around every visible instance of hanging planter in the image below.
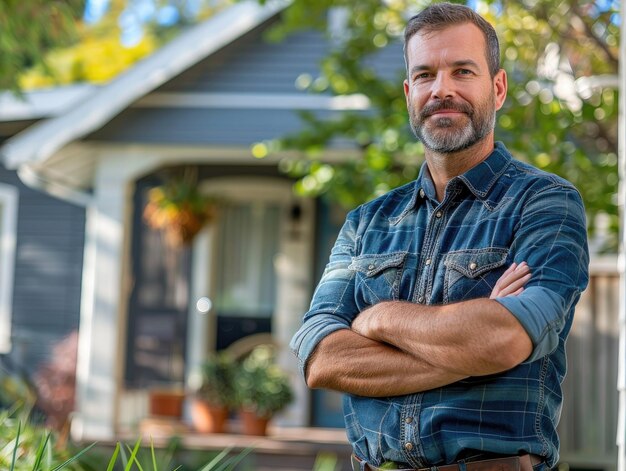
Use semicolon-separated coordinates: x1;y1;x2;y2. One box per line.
143;170;217;247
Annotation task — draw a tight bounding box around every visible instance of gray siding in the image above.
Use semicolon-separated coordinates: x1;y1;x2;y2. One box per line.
157;20;330;94
0;166;85;376
89;108;341;145
87;16;403;146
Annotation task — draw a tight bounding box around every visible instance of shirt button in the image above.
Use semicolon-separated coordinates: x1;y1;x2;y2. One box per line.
405;417;413;424
404;442;414;451
417;296;424;303
419;189;425;198
435;211;443;218
368;264;375;270
425;258;431;265
469;262;477;270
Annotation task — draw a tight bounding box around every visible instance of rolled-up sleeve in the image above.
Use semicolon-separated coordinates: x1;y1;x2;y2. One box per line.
495;184;589;361
289;208;361;379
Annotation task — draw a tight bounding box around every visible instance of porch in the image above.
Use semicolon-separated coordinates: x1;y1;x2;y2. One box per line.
118;424;353;471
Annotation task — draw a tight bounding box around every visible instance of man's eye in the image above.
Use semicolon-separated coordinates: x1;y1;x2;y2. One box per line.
458;69;473;75
415;72;430;80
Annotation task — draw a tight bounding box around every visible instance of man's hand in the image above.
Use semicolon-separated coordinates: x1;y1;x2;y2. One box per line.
490;262;531;299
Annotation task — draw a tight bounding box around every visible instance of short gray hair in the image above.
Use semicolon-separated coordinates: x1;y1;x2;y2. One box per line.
404;2;500;78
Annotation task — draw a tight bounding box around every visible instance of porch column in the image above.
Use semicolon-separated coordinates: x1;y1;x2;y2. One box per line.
274;198;315;427
72;154;159;440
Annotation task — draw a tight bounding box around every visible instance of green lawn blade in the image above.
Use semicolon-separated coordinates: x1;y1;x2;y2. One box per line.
197;448;231;471
50;442;97;471
150;438;157;471
32;431;52;471
9;421;21;471
124;437;143;471
106;443;121;471
213;446;253;471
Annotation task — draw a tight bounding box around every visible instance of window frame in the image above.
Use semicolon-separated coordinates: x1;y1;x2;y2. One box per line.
0;183;18;354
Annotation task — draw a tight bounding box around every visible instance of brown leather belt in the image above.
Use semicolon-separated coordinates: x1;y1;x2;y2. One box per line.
351;454;542;471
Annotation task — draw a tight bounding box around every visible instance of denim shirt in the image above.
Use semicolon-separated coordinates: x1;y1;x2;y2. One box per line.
290;142;589;468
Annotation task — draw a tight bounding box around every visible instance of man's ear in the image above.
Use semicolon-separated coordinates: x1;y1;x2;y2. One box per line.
494;69;508;111
403;79;410;106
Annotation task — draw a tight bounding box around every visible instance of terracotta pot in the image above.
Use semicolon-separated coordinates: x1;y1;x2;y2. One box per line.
239;409;270;436
191;399;229;433
148;389;185;418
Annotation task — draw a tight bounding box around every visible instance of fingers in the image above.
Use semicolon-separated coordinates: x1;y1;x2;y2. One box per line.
490;262;531;299
498;273;531;297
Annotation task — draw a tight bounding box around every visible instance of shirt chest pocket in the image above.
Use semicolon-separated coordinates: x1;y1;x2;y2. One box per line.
443;248;509;303
349;252;407;307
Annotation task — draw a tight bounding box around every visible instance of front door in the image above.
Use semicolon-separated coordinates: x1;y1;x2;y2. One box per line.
185;177;314;426
212;197;281;350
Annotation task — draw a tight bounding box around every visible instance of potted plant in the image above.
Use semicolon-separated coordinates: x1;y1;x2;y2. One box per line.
143;170;217;247
188;352;236;433
233;345;294;436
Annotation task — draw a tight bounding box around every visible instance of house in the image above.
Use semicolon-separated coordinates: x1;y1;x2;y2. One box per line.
0;1;620;469
0;0;358;439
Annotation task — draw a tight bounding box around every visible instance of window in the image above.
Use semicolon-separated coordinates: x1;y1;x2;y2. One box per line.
0;184;18;354
213;200;281;318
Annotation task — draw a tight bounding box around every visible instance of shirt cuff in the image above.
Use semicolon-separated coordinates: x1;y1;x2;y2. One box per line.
289;316;350;380
495;286;569;362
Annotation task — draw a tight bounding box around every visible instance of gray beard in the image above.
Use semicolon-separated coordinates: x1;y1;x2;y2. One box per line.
410;103;496;153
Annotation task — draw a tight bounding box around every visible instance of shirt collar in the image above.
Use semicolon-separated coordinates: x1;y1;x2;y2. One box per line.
455;142;512;199
413;141;512;204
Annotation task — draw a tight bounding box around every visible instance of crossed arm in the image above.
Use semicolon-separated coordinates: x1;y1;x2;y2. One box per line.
305;263;533;397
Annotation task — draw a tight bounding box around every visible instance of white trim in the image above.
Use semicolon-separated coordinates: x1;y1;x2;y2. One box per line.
0;84;98;121
198;176;294;201
0;184;18;354
135;92;371;110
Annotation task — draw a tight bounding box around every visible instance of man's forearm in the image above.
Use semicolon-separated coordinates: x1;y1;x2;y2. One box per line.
306;329;466;397
352;298;533;376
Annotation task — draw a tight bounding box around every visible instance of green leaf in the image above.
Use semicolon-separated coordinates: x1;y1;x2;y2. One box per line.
106;443;121;471
50;442;97;471
124;438;144;471
32;432;51;471
9;421;20;471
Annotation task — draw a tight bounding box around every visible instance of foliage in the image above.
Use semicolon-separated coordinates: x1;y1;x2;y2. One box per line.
12;0;229;90
233;346;294;419
258;0;620;251
189;352;238;409
0;360;37;413
0;409;91;470
0;0;84;93
1;410;253;470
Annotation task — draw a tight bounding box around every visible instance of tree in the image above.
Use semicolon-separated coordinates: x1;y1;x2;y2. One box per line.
258;0;620;251
6;0;220;90
0;0;85;93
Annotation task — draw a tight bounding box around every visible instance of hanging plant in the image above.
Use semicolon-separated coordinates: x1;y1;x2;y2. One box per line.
143;169;217;247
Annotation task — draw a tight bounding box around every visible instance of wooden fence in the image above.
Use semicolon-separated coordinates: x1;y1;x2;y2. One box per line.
559;256;619;470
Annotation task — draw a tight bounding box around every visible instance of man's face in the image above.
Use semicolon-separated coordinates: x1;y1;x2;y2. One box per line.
403;23;507;153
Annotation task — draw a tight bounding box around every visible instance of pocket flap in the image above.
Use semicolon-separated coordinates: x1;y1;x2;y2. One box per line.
349;252;406;277
444;248;508;279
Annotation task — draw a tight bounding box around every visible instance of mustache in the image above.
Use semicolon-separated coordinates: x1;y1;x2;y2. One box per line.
420;99;473;119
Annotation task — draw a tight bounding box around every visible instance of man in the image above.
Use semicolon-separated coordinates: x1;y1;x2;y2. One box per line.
290;3;589;471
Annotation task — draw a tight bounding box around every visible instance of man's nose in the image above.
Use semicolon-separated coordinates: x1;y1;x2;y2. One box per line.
431;72;455;100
